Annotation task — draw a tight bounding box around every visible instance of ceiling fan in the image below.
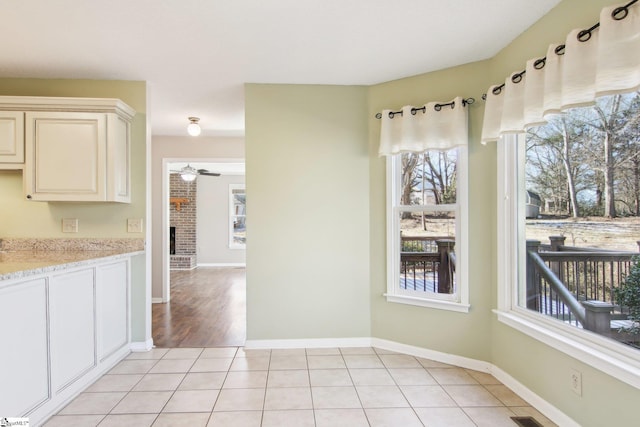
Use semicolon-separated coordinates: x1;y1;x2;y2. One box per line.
171;164;221;181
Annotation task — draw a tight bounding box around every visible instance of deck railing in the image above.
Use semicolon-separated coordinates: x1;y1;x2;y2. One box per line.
400;236;455;294
526;236;638;335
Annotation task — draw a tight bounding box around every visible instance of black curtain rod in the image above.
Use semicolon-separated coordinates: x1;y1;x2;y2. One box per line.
481;0;638;100
375;97;475;119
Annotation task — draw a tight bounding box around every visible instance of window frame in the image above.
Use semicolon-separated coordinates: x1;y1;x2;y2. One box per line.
496;134;640;389
228;183;246;250
385;147;469;313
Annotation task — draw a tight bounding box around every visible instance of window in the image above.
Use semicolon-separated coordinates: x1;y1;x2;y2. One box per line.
497;93;640;388
229;184;246;249
385;148;469;312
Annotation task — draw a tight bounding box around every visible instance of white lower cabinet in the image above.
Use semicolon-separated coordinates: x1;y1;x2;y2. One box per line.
97;261;129;360
0;278;49;417
0;257;131;426
49;268;97;393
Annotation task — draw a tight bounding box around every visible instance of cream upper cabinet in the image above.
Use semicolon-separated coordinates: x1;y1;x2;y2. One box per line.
0;111;25;168
0;96;135;203
25;111;107;201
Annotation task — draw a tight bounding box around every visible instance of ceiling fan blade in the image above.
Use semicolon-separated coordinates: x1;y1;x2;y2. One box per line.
197;169;221;176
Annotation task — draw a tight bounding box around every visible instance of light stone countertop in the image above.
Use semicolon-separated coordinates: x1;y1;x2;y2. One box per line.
0;238;145;282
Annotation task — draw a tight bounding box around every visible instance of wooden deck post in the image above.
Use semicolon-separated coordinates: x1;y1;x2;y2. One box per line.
549;235;566;251
582;300;614;334
548;235;566;284
436;239;455;294
526;240;541;311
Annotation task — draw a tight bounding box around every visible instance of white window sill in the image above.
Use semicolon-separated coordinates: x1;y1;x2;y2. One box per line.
384;293;470;313
494;309;640;389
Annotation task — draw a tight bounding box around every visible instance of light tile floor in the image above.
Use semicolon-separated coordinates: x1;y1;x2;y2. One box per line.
44;347;557;427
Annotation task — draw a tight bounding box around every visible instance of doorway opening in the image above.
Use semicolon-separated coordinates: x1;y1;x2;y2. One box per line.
155;159;246;347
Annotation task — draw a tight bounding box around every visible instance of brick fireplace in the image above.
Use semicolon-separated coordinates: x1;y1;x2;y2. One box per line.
169;173;197;269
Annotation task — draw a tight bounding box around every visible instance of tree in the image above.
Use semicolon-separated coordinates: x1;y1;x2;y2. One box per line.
613;256;640;335
593;95;622;217
526;92;640;218
527;115;589;217
400;150;457;223
400;153;419;219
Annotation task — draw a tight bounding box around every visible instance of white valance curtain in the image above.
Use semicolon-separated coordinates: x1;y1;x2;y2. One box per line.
378;96;469;156
481;1;640;144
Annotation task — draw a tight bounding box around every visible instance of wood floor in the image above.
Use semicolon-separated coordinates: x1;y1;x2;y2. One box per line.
152;267;246;347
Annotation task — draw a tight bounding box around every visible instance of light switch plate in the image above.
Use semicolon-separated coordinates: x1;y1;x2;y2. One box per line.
127;218;143;233
62;218;78;233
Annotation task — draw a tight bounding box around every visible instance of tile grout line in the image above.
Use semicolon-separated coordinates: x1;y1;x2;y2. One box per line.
46;346;555;427
380;352;428;427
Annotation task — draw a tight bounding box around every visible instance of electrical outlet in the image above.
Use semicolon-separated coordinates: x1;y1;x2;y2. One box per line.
570;369;582;396
62;218;78;233
127;218;143;233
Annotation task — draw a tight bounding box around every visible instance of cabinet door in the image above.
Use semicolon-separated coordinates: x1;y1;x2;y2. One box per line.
106;113;131;203
0;279;50;416
0;111;24;167
49;268;96;394
96;260;129;360
24;112;106;201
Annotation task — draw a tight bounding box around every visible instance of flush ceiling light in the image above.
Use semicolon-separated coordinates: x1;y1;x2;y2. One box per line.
180;164;198;181
187;117;201;136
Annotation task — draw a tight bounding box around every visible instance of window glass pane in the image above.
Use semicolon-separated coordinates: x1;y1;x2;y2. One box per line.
521;92;640;348
401;150;458;206
399;211;456;294
231;188;246;246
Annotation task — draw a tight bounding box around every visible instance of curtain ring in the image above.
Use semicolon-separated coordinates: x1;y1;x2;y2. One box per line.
612;6;629;20
577;29;592;42
554;44;566;55
492;85;504;96
434;104;442;112
534;58;546;70
512;72;524;84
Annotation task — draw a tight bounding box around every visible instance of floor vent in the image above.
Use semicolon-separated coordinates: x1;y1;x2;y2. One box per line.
511;416;544;427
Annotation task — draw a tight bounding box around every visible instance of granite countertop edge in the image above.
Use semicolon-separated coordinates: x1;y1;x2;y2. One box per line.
0;238;146;282
0;249;145;282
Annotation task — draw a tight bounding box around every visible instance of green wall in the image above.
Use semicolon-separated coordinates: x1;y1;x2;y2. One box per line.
368;61;494;361
245;84;371;340
244;0;638;424
0;78;148;342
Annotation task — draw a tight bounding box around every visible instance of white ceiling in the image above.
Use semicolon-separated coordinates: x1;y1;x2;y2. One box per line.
0;0;561;137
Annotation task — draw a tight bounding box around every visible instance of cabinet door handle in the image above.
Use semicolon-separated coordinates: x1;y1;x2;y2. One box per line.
26;194;32;199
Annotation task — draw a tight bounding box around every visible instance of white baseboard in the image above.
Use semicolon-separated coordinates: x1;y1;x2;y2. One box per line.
244;337;372;349
197;263;246;268
490;365;580;427
370;338;491;373
152;297;165;304
130;338;154;352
